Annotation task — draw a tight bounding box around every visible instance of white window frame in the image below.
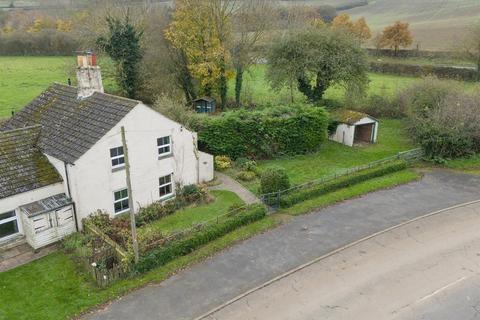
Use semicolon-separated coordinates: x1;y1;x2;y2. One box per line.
0;210;19;240
157;136;172;157
110;146;125;169
113;188;129;215
159;173;174;200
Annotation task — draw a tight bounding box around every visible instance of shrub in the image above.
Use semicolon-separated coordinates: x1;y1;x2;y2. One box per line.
135;204;267;273
215;155;232;170
404;77;480;159
198;105;329;159
260;167;290;194
279;161;408;207
236;171;257;181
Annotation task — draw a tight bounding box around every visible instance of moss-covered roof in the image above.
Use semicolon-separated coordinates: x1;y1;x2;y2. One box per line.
333;110;375;125
0;126;63;199
0;84;139;163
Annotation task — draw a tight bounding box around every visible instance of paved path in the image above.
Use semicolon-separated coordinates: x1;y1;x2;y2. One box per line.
86;170;480;320
207;201;480;320
209;172;259;205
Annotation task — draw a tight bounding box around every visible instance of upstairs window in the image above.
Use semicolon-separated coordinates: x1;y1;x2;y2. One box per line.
110;146;125;168
157;136;172;156
114;189;129;214
159;174;173;199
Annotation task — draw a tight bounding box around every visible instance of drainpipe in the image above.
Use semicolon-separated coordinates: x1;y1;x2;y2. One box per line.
64;162;79;232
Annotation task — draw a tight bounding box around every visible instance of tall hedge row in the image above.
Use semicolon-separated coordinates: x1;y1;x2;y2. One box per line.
197;105;329;159
370;62;478;82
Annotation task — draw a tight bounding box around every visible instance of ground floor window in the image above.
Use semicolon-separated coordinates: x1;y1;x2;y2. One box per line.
159;174;173;199
114;189;129;214
0;210;19;239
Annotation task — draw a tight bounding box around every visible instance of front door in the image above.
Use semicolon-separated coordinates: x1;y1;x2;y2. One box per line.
0;210;19;240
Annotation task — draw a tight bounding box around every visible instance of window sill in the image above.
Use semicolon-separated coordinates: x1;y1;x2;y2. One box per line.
112;166;126;173
114;209;130;216
158;153;174;161
159;194;175;202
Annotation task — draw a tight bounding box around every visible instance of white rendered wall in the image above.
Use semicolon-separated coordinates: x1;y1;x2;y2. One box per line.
199;151;214;182
69;103;211;223
330;124;355;147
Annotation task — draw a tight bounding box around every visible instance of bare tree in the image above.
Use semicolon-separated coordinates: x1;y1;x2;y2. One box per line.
463;20;480;80
231;0;275;106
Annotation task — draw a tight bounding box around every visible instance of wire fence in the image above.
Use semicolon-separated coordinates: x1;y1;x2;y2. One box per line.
260;148;423;209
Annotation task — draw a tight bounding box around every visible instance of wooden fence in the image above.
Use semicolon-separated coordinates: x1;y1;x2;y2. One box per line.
260;148;423;209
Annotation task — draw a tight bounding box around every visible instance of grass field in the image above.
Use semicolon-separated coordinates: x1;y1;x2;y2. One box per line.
346;0;480;50
0;56;117;118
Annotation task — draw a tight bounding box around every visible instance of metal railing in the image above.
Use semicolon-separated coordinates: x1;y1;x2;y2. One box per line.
260;148;423;208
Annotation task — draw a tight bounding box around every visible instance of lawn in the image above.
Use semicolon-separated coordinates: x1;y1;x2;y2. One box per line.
139;190;244;238
232;118;414;194
0;56;117;118
0;216;277;320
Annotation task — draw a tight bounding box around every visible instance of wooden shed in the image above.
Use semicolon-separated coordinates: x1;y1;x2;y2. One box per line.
329;110;379;147
192;97;216;113
20;194;76;250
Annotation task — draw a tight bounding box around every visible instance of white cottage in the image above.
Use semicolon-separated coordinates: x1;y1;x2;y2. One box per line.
0;53;214;249
329;110;379;147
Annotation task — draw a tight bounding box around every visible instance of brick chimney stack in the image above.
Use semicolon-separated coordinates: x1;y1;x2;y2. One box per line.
76;51;104;99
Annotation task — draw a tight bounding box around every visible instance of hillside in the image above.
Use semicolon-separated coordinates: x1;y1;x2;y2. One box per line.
345;0;480;50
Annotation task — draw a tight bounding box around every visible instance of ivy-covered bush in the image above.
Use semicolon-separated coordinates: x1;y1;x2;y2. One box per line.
260;166;291;194
135;204;267;273
197;105;329;159
279;161;408;207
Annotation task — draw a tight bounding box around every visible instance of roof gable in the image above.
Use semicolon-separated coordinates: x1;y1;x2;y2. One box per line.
0;84;139;163
0;126;62;199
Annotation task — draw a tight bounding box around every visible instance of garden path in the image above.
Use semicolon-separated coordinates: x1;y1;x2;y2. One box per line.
209;172;260;205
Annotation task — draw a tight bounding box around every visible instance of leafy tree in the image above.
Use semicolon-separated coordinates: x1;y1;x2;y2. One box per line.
267;28;368;103
331;13;354;32
165;0;234;109
379;21;413;55
353;17;371;42
332;13;371;42
97;14;144;99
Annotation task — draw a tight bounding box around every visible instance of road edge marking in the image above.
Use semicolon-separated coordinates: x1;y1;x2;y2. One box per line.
194;199;480;320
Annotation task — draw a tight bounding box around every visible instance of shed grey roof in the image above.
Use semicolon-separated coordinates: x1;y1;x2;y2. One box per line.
0;84;139;163
21;193;71;217
0;126;63;199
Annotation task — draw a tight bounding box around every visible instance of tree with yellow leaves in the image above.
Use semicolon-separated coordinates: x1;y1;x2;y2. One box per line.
353;17;371;42
332;13;371;42
332;13;354;32
379;21;413;55
165;0;235;108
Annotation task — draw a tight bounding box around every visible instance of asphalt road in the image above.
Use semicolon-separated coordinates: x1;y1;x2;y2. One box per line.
207;201;480;320
86;170;480;320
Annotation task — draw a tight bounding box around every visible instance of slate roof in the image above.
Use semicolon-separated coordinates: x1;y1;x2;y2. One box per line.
0;84;139;163
0;126;63;199
334;110;378;126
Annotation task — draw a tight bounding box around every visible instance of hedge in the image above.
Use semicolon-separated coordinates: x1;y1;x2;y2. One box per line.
279;161;408;208
367;49;457;59
370;61;478;82
134;204;267;273
197;105;329;159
